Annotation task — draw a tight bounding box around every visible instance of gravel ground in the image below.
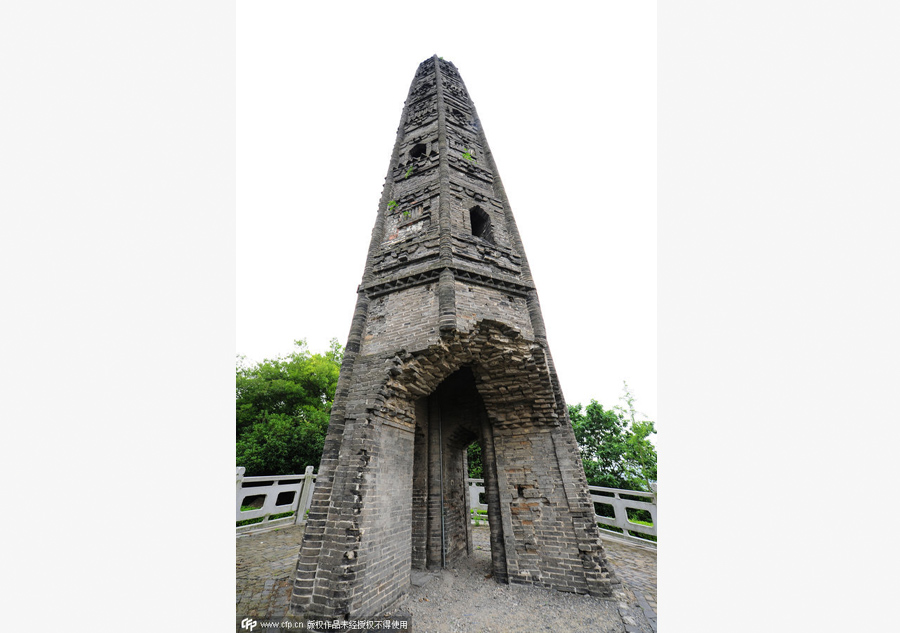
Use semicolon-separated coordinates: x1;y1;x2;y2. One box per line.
384;526;652;633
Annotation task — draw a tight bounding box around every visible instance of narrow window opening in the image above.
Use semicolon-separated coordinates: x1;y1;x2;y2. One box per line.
469;206;494;244
410;143;427;159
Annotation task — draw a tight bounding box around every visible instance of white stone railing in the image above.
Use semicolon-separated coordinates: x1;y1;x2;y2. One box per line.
589;484;657;548
467;479;488;521
467;478;657;548
234;469;655;544
236;466;317;534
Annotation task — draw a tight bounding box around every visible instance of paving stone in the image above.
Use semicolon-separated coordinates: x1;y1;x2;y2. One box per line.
603;539;657;627
236;525;306;619
237;524;657;631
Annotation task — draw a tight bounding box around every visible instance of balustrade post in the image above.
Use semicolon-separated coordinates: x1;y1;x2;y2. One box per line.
295;465;316;525
236;467;246;520
612;491;626;534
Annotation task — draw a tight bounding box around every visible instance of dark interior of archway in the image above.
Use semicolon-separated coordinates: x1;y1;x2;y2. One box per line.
411;367;506;579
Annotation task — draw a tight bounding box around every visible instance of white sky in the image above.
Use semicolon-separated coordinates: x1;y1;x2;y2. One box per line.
237;3;657;422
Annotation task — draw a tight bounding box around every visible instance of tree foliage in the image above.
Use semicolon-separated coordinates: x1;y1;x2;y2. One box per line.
236;339;342;475
569;382;657;492
467;441;483;479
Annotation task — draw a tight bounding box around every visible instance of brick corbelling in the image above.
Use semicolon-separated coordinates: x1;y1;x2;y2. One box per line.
361;265;533;301
375;324;552;419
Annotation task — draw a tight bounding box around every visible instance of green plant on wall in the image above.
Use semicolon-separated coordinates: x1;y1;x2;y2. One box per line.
462;149;476;162
404;166;414;178
402;210;410;218
387;200;398;212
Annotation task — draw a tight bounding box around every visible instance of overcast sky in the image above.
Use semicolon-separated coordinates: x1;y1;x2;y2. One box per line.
237;3;657;423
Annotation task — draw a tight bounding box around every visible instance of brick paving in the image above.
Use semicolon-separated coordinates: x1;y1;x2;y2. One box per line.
236;525;658;628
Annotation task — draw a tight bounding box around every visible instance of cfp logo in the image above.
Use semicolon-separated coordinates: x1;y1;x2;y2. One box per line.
240;617;258;631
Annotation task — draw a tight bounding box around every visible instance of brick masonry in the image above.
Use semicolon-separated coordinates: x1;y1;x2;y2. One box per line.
290;56;619;620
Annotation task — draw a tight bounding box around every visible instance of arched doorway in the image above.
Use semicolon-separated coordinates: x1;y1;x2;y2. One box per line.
410;367;508;581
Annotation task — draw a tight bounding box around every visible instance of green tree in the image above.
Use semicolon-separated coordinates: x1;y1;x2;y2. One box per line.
625;420;658;490
569;400;632;489
614;381;657;489
569;382;657;492
467;441;483;478
236;339;342;475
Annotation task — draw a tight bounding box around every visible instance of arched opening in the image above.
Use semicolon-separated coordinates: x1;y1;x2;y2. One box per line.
469;206;495;244
410;367;507;581
466;439;491;546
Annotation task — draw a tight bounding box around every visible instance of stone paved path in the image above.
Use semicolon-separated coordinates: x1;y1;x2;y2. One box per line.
236;526;304;618
237;525;657;629
603;539;658;630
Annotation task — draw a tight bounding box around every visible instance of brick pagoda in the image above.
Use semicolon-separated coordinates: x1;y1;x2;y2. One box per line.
290;56;618;619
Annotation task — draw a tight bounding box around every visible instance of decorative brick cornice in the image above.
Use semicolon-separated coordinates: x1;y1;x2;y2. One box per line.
361;265;534;299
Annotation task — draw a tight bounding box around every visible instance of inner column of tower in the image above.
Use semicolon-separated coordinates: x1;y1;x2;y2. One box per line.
410;368;489;571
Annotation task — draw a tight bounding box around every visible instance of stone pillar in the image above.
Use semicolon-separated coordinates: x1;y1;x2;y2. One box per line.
236;467;245;518
295;465;316;526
